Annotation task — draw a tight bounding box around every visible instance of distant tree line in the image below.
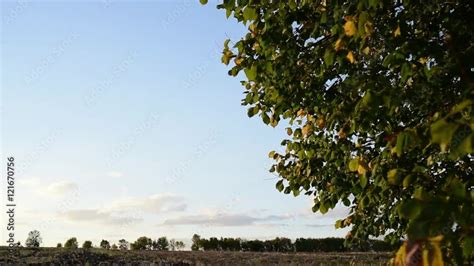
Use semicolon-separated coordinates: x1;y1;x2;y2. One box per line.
55;236;184;251
191;234;396;252
23;230;395;252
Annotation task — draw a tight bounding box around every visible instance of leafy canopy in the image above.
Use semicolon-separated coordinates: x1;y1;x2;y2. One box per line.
25;230;42;248
208;0;473;263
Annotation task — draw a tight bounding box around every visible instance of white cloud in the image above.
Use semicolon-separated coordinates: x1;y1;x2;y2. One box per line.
61;209;142;225
106;171;123;178
162;212;291;227
105;194;187;213
45;181;78;195
20;178;78;197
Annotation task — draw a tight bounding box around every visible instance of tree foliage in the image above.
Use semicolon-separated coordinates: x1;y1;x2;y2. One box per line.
100;239;111;249
153;237;170;251
64;237;78;249
169;239;185;251
208;0;473;263
82;240;93;249
25;230;42;248
191;234;201;251
190;235;393;252
131;236;153;250
118;239;129;251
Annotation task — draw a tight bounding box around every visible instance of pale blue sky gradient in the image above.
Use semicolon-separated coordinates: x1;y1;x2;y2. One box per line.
1;0;348;247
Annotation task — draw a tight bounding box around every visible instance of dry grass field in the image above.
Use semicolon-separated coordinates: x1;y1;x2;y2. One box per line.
0;247;393;265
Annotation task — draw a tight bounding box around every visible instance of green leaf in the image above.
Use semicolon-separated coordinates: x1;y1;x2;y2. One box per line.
430;119;459;152
268;150;276;158
398;199;421;219
360;175;368;188
244;65;257;81
394;130;418;157
199;0;208;5
247;107;256;117
319;203;328;214
261;112;270;125
348;157;359;172
243;7;258;21
387;169;402;185
463;236;474;258
323;49;335;66
288;0;297;9
276;180;284;192
402;174;414;188
335;219;343;229
450;178;466;200
292;188;300;196
400;62;412;82
448;99;472;116
342;198;351;207
449;126;473;159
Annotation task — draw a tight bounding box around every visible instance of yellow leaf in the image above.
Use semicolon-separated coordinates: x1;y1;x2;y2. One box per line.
346;51;356;63
338;128;347;139
418;57;428;65
297;109;306;117
428;235;443;242
357;160;369;175
270;117;278;127
344;20;357;36
429;235;444;266
357;165;367;175
316;117;325;129
364;22;373;35
286;128;293;136
234;57;244;65
423;249;430;266
394;242;407;266
302;124;312;137
394;25;401;37
334;39;344;51
362;46;370;55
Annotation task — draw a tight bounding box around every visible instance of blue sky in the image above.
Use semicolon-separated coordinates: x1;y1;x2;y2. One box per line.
1;0;348;247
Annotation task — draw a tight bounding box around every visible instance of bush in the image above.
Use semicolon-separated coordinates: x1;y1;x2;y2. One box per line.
64;237;78;249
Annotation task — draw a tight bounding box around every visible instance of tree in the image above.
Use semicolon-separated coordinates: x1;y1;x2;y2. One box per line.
57;243;62;248
207;0;473;264
64;237;78;249
111;243;118;250
169;239;176;251
82;240;92;249
191;234;201;251
154;236;169;251
175;240;185;251
25;230;42;248
118;239;129;251
131;236;152;250
100;239;111;249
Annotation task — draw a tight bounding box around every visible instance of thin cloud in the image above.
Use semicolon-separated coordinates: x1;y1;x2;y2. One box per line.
162;213;291;227
105;194;187;213
106;171;123;178
20;178;78;197
45;181;78;195
305;223;334;228
61;209;142;225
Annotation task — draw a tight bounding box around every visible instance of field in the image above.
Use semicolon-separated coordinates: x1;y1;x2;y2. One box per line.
0;247;393;265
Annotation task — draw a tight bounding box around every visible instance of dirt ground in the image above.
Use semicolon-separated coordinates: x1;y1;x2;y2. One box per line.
0;247;393;265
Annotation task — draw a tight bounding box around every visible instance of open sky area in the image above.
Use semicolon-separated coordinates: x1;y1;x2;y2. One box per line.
1;0;349;247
